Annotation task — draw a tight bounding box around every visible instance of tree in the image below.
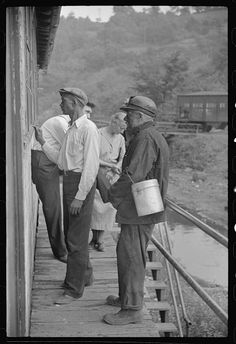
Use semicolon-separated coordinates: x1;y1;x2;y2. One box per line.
132;51;189;108
67;11;76;19
162;51;189;98
38;7;227;119
148;6;162;15
168;6;191;15
169;6;181;15
113;6;135;16
179;7;191;15
194;27;227;88
192;6;226;13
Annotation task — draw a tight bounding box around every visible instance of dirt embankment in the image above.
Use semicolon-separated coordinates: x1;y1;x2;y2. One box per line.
167;132;227;231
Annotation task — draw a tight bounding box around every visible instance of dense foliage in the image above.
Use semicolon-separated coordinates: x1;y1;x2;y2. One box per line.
38;6;227;123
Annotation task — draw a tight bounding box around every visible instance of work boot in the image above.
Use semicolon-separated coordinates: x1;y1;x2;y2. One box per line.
54;292;79;305
106;295;121;307
89;240;96;250
103;309;143;325
95;242;105;252
85;274;94;287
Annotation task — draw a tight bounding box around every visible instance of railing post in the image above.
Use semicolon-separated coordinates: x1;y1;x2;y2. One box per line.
151;235;228;325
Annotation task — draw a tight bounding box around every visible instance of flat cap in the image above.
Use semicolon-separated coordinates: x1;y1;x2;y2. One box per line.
59;87;88;106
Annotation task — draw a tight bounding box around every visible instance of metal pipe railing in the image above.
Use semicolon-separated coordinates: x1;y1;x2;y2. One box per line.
159;225;184;337
151;235;228;325
165;198;228;248
161;222;192;335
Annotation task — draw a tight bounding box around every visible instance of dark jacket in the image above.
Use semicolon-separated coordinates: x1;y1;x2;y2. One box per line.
108;121;169;224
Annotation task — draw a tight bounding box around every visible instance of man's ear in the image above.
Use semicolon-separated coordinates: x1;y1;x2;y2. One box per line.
74;98;83;110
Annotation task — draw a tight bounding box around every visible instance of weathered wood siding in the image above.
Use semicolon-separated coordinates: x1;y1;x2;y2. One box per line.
6;7;39;336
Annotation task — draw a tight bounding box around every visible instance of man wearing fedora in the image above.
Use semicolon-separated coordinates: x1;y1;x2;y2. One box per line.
103;95;169;325
48;88;100;304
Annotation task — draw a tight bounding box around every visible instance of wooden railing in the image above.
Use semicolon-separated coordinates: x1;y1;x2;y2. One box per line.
150;199;228;333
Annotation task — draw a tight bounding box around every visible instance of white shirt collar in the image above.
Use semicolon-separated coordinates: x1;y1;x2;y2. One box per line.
71;114;87;128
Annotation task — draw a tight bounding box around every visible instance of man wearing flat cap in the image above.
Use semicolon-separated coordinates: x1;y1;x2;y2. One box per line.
103;95;169;325
50;87;100;304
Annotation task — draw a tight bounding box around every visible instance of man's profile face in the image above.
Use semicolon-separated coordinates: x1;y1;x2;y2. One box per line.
84;106;92;118
125;110;141;129
60;95;74;116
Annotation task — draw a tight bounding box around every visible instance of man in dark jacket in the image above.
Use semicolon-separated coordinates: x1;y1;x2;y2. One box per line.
103;95;169;325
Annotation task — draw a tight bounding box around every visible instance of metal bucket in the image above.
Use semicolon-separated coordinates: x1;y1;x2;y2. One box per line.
131;179;164;216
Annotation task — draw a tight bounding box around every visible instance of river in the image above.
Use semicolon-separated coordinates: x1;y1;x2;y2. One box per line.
163;208;228;288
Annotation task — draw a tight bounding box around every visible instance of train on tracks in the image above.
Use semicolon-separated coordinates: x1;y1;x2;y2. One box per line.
95;91;228;134
175;91;228;132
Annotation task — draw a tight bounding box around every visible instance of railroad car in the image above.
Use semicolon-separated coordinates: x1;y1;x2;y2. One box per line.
176;91;227;131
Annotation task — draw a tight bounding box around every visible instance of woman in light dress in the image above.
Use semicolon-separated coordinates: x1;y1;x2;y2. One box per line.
90;112;127;251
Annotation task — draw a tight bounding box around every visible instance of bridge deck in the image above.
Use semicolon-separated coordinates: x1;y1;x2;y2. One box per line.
30;204;160;337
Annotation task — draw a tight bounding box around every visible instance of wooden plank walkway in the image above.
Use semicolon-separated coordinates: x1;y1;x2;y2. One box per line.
30;203;161;337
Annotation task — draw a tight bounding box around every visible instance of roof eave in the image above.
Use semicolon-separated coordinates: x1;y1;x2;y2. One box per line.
35;6;61;70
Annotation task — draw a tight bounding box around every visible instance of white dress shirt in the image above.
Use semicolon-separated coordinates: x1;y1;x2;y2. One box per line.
32;115;70;164
57;114;100;201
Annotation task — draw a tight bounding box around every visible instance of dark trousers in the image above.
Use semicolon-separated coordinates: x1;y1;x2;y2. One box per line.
31;150;67;258
117;223;154;310
63;172;96;298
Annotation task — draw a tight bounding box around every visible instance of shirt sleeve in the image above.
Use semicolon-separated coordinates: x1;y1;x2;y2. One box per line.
75;126;100;200
42;142;60;164
41;117;68;164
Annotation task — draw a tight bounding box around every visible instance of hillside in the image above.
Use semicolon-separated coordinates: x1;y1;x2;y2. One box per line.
37;7;228;231
167;132;227;230
38;7;227;121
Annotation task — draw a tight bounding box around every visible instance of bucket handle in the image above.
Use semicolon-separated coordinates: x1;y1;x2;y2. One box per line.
125;168;135;184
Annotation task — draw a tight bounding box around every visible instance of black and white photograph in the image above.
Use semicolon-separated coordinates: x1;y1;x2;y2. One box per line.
6;5;229;339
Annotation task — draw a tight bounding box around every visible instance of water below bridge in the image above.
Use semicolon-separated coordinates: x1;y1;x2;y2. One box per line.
165;208;228;288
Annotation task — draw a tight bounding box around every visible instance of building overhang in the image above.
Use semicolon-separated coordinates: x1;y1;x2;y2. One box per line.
35;6;61;70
